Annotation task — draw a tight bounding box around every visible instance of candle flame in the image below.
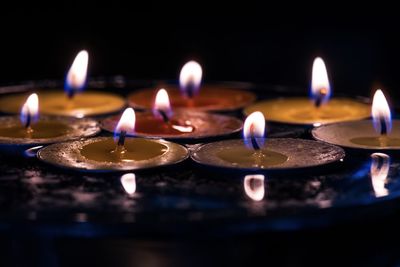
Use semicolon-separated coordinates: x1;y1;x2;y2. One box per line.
311;57;331;105
372;89;392;135
114;108;135;140
65;50;89;95
20;93;39;126
370;153;390;197
153;88;173;120
244;174;265;201
179;60;202;98
121;173;136;195
243;111;265;149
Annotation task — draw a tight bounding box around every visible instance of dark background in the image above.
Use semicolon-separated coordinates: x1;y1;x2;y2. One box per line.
1;8;400;100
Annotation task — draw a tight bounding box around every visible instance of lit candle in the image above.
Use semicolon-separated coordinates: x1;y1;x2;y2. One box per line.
312;89;400;150
128;61;256;112
38;107;189;171
0;93;100;154
101;88;243;141
191;111;345;170
244;57;370;125
0;50;125;117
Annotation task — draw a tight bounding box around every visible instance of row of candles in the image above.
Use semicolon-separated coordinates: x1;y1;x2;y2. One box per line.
0;50;397;173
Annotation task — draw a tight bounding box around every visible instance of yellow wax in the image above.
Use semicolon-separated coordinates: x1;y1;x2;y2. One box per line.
80;138;168;163
0;121;71;139
244;98;370;124
0;91;125;117
217;147;288;168
350;136;400;147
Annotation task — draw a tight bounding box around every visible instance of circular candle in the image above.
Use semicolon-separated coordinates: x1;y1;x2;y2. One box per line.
244;97;370;125
38;137;189;172
191;138;345;171
312;120;400;150
313;89;400;150
0;91;125;117
128;85;256;112
100;110;243;141
245;57;370;125
0;115;100;155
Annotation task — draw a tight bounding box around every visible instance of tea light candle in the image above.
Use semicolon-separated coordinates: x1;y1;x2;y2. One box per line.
0;93;100;154
0;51;125;117
128;61;256;112
244;57;370;125
191;111;345;171
312;89;400;150
38;108;189;171
101;88;243;141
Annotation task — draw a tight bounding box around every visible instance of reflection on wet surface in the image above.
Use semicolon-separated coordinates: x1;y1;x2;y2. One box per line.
0;148;399;234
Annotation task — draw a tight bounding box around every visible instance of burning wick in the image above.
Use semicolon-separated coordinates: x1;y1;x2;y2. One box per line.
243;111;265;151
65;50;89;100
250;124;261;150
20;93;39;134
314;88;328;108
311;57;330;108
153;89;172;124
179;61;202;99
114;108;136;151
372;89;391;137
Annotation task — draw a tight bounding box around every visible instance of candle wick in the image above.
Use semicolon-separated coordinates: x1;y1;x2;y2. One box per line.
158;109;170;123
67;89;75;100
250;125;261;151
314;88;327;108
25;110;31;129
380;117;387;136
117;130;127;147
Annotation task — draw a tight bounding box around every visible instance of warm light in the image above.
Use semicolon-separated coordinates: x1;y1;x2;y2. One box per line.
121;173;136;195
65;50;89;93
179;60;202;97
243;111;265;149
153;88;172;120
370;153;390;197
115;108;136;139
372;89;392;134
244;174;265;201
311;57;331;105
20;93;39;126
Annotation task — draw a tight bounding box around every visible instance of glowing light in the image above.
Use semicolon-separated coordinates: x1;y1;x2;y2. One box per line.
153;88;173;120
244;174;265;201
372;89;392;135
243;111;265;149
311;57;331;105
121;173;136;195
20;93;39;126
179;61;202;97
114;108;135;140
370;153;390;197
65;50;89;95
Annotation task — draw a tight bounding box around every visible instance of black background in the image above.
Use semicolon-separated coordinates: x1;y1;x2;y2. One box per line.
2;7;400;100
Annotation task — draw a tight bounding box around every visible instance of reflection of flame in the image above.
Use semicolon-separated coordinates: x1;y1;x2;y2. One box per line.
244;174;265;201
179;61;202;97
65;50;89;94
370;153;390;197
372;89;392;135
121;173;136;195
311;57;331;105
20;93;39;126
114;108;136;139
153;88;173;120
243;111;265;149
